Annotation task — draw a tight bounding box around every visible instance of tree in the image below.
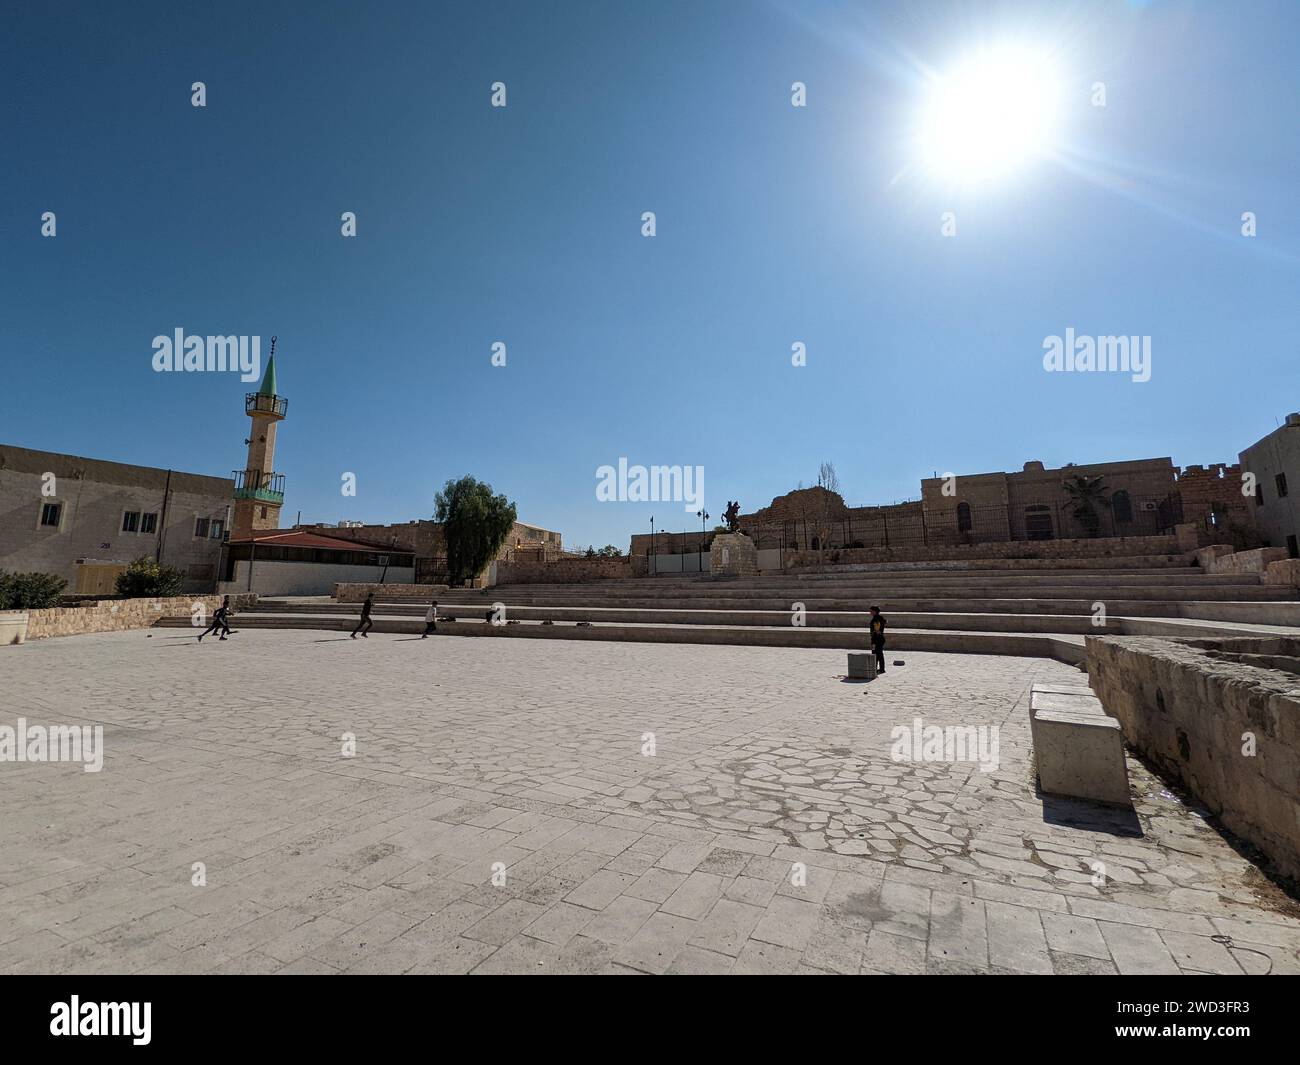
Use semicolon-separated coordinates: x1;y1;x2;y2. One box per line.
1063;475;1109;538
809;461;842;553
817;462;840;495
0;570;67;609
115;558;184;598
434;475;517;584
595;545;621;558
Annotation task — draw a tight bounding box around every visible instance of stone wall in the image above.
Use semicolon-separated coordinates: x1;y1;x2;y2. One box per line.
21;594;257;640
783;533;1184;570
1176;463;1256;542
1087;635;1300;883
495;557;634;584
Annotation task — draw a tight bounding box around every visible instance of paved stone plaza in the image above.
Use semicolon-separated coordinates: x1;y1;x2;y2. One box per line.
3;630;1299;975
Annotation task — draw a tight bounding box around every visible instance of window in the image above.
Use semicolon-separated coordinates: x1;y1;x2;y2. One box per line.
259;506;268;519
40;502;62;527
956;501;972;533
1111;490;1133;525
1288;535;1298;560
1025;505;1054;540
140;512;158;535
122;511;141;533
1255;483;1265;507
209;519;224;539
1276;473;1288;498
194;517;211;538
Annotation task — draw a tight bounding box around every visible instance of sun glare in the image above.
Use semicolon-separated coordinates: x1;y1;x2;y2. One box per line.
918;44;1063;186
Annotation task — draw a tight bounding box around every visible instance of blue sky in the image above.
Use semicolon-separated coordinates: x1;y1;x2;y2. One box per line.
2;0;1297;550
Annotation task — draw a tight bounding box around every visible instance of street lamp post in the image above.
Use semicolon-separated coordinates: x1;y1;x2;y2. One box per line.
696;509;709;574
650;516;655;577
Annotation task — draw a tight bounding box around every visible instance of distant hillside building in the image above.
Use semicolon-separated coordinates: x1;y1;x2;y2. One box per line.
0;444;231;594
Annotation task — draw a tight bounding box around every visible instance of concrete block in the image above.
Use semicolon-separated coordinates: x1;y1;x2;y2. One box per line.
1030;685;1130;806
0;610;29;645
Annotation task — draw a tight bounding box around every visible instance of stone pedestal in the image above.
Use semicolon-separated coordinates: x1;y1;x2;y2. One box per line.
710;533;758;577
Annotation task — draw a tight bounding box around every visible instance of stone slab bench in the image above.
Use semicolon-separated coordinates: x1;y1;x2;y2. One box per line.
1029;681;1131;806
846;652;877;680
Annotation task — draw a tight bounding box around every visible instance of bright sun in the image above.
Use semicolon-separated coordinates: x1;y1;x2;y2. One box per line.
918;44;1062;185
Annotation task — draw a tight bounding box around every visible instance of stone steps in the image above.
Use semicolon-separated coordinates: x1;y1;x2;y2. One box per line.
245;601;1300;639
155;613;1087;664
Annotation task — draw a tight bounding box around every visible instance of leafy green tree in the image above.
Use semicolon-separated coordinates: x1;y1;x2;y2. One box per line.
1063;475;1109;538
115;557;185;598
434;476;518;584
595;545;621;557
0;570;67;609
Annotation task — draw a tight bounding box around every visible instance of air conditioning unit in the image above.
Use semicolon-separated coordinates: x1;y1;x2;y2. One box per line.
1139;501;1159;512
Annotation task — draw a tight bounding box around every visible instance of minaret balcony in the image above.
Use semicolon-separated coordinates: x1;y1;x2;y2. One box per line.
246;392;289;419
232;469;285;504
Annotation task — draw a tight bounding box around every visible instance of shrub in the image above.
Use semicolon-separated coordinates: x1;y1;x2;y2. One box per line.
114;557;185;598
0;570;68;610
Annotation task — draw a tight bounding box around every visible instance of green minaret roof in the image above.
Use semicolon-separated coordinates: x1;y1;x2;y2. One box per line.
258;354;278;397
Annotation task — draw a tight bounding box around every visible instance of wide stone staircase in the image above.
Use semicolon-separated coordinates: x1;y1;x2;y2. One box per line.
161;554;1300;664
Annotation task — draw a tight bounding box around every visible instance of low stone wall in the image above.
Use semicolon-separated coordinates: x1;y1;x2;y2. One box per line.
22;594;258;640
335;582;449;602
787;537;1184;570
1195;545;1287;575
783;534;1185;571
495;558;634;584
1087;634;1300;883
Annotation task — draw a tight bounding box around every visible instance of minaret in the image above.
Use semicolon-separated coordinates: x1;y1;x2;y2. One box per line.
232;336;287;539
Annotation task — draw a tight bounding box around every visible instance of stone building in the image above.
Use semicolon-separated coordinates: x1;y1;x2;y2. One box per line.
0;444;231;594
1240;414;1300;557
920;458;1182;544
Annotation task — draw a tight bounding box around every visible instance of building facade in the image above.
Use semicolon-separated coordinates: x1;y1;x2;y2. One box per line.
1240;415;1300;557
0;444;231;593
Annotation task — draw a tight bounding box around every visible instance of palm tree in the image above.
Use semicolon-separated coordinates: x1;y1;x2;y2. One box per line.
1062;475;1109;538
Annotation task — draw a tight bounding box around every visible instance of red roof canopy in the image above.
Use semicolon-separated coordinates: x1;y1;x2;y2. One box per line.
226;530;403;552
